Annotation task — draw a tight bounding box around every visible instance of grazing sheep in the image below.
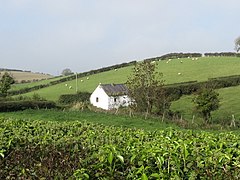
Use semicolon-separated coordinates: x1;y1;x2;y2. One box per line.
87;77;89;80
180;60;183;63
69;86;72;89
81;80;84;82
65;84;68;86
192;58;195;60
178;72;182;75
114;69;118;71
196;58;198;60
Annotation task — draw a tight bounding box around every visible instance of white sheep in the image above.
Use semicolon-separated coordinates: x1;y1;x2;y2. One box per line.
178;72;182;75
81;80;84;82
69;86;72;89
180;60;183;63
87;77;89;80
65;84;68;87
114;69;118;71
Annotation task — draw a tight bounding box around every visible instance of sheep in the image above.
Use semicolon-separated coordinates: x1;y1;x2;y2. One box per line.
180;60;183;63
69;86;72;89
65;84;68;87
114;69;118;71
87;77;89;80
178;72;182;75
81;80;84;82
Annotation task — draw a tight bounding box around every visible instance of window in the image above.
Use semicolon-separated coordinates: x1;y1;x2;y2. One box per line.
96;97;99;102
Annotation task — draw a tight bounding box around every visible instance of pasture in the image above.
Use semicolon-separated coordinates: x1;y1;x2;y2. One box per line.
13;56;240;101
171;85;240;123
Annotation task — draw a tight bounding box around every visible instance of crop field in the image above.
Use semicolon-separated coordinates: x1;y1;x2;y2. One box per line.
0;71;53;83
0;117;240;179
13;56;240;101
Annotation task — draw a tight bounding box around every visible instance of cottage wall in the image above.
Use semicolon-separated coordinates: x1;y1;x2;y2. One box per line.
90;84;132;110
90;85;109;110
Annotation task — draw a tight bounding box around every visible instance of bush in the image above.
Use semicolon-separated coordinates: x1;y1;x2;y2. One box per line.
0;101;56;112
58;92;91;104
1;119;240;179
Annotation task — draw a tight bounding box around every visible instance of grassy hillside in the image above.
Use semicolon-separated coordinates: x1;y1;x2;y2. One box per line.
171;85;240;122
15;56;240;101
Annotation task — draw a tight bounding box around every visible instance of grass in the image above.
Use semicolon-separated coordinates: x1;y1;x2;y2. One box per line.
0;109;179;131
171;85;240;123
13;56;240;101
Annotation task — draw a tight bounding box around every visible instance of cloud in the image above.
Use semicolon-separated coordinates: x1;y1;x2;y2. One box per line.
0;1;240;74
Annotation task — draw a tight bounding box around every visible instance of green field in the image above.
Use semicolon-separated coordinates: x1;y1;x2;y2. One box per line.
0;109;179;131
13;57;240;101
171;85;240;122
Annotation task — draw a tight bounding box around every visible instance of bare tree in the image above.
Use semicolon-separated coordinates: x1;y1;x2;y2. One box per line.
234;36;240;52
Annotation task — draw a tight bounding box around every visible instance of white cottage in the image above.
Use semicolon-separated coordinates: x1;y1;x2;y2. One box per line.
90;84;131;110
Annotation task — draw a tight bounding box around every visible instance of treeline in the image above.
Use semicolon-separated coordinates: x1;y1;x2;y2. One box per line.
8;61;136;96
164;74;240;100
204;52;240;57
0;68;31;72
144;52;202;62
144;52;240;62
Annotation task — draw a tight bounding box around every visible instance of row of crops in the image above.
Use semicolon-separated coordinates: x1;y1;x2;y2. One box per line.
1;118;240;179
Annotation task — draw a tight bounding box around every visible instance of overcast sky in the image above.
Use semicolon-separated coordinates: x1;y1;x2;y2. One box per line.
1;0;240;75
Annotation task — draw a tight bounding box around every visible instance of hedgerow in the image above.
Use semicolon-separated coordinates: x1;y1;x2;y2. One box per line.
0;101;56;112
0;118;240;179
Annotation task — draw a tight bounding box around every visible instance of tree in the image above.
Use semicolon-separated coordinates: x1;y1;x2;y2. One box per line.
234;36;240;52
61;68;73;76
126;60;168;118
192;88;220;123
0;72;15;97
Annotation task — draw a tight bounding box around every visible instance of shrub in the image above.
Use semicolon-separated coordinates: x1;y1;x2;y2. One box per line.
0;101;56;112
58;92;91;104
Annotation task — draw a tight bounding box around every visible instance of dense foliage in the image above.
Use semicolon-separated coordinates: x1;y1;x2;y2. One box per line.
0;72;15;97
193;88;220;122
58;92;91;104
1;118;240;179
0;101;56;112
126;61;170;118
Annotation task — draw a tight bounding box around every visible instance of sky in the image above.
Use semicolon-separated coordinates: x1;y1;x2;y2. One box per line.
0;0;240;75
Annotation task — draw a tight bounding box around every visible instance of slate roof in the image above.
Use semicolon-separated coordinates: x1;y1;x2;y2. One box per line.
101;84;128;96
